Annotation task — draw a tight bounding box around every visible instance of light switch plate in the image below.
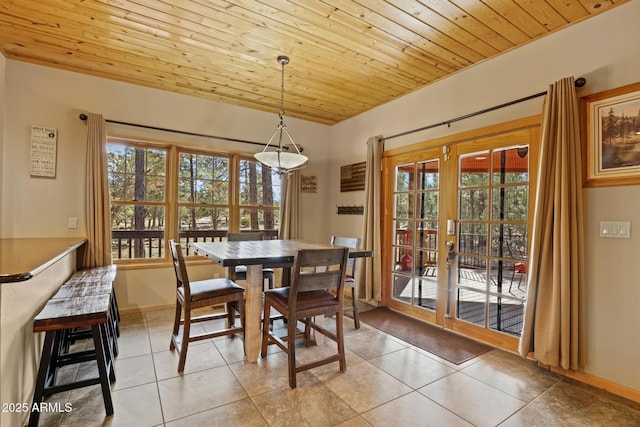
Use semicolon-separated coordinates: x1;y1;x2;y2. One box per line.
68;217;78;229
600;221;631;239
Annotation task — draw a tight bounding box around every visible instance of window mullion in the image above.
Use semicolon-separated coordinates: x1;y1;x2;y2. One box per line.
229;153;240;232
166;145;179;252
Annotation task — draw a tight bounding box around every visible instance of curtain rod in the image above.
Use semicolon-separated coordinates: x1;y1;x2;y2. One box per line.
78;113;265;147
383;77;586;141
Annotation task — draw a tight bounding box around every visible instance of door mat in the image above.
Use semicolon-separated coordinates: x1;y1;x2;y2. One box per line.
358;307;492;364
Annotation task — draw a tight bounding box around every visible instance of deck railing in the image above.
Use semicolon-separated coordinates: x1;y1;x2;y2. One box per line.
111;229;279;259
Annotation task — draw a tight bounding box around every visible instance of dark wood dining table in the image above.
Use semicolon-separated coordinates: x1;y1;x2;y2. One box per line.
189;239;372;362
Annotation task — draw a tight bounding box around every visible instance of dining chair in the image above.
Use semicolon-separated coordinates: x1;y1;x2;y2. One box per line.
331;236;362;329
261;247;349;388
168;240;245;373
227;232;274;290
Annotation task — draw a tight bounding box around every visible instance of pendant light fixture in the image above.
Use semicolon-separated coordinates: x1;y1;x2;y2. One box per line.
254;55;308;174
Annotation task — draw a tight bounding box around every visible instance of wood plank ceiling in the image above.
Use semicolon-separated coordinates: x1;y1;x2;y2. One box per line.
0;0;628;125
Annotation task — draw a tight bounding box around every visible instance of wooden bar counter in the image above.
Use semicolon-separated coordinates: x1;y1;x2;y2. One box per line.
0;237;86;282
0;237;86;427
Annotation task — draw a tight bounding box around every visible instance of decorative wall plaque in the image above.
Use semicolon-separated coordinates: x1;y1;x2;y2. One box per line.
301;175;318;193
30;125;58;178
340;161;366;192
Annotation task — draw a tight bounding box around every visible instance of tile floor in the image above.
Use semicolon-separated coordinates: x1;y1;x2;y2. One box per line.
36;305;640;427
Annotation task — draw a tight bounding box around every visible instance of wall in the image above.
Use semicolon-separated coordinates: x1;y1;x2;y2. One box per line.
0;252;77;427
0;53;5;237
328;1;640;394
0;48;5;427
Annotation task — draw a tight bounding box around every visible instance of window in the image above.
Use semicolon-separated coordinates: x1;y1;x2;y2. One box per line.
238;158;281;240
108;142;167;260
177;151;230;245
107;139;281;262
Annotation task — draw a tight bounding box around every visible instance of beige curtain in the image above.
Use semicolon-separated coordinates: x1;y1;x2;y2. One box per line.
83;113;112;267
279;170;301;239
358;135;384;303
518;77;585;371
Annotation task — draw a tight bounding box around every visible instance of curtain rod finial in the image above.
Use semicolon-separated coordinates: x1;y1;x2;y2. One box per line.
79;113;88;121
575;77;586;88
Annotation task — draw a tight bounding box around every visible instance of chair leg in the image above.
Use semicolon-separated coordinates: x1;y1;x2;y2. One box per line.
336;310;346;373
351;287;360;329
261;301;271;358
237;297;246;345
287;315;298;389
177;305;191;373
169;301;181;351
303;318;312;346
226;302;235;328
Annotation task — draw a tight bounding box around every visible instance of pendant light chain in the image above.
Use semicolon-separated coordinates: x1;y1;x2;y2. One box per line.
278;55;288;120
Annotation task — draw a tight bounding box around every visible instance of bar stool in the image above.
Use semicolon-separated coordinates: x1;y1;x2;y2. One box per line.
52;280;119;357
29;293;115;427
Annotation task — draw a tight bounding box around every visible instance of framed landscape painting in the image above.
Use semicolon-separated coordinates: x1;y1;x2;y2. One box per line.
582;82;640;187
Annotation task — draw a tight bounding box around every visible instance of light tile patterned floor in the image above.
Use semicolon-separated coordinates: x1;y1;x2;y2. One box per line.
36;306;640;427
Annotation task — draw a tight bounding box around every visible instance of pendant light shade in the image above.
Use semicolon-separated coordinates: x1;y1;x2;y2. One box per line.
254;56;308;174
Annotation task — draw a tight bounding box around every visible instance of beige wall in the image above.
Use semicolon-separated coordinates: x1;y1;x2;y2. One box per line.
0;54;5;240
0;51;5;426
0;252;76;427
1;0;638;397
328;1;640;393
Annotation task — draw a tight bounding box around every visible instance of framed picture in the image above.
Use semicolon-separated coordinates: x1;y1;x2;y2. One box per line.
301;175;317;193
582;82;640;187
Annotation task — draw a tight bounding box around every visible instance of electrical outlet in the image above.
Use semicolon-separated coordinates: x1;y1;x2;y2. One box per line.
68;217;78;229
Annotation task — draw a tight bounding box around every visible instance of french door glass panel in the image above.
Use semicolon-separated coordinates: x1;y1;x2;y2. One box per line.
455;146;529;336
392;160;439;310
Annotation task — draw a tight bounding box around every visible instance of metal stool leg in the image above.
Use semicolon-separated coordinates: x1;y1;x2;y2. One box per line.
28;331;55;427
92;325;114;415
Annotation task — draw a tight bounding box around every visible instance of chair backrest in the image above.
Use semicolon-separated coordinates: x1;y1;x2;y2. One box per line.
227;232;264;242
169;240;191;299
330;236;360;275
289;247;349;306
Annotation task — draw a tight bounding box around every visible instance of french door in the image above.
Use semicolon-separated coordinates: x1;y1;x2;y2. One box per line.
387;147;443;324
383;122;538;350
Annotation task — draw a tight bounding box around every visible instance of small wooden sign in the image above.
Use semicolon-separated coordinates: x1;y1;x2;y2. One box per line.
30;125;58;178
301;175;317;193
340;161;366;192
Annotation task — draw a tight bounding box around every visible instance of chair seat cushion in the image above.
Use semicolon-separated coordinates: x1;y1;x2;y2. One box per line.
265;287;339;312
179;278;244;302
235;265;274;275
